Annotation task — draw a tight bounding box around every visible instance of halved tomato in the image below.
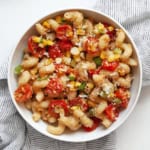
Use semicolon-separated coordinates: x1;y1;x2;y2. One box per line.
28;36;45;58
48;44;62;59
45;78;64;97
56;25;73;40
14;84;33;102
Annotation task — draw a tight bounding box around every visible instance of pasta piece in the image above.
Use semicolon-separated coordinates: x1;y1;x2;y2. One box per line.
67;91;77;100
83;19;93;34
40;100;50;108
32;112;41;122
47;121;66;135
59;116;81;131
46;33;56;41
116;75;132;88
35;23;47;35
33;80;49;89
73;109;93;128
98;113;112;128
120;43;133;61
92;74;105;85
18;71;31;85
95;100;108;117
22;56;39;69
116;63;130;76
126;58;138;66
39;63;55;75
115;29;125;47
98;34;110;50
47;19;59;30
64;11;83;28
35;91;44;102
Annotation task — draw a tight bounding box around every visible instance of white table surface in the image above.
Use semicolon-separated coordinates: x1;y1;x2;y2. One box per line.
0;1;150;150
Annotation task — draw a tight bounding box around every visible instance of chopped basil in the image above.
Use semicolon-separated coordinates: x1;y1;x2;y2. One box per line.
69;75;75;81
112;98;122;104
14;65;22;75
93;56;102;66
78;82;86;91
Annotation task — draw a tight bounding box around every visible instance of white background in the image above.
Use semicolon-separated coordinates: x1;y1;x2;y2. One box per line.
0;0;150;150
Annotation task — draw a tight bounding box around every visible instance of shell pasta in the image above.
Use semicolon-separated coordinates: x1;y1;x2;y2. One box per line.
14;11;137;135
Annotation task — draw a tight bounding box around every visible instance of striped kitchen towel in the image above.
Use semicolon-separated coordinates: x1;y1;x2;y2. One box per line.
1;0;150;149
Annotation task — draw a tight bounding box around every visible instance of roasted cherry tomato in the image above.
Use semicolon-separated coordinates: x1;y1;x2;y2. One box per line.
69;97;88;111
83;117;100;132
56;25;73;40
84;37;99;54
48;100;69;117
14;84;33;102
88;67;101;77
102;60;119;71
58;40;73;51
115;88;130;108
45;78;64;97
48;44;62;59
28;36;45;58
105;104;119;121
102;23;116;40
107;30;116;40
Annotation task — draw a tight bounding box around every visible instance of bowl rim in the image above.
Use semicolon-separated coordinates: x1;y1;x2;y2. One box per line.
7;8;142;142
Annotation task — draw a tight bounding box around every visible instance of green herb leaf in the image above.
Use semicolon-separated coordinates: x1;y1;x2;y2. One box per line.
69;75;75;81
14;65;22;75
93;57;102;66
78;82;86;91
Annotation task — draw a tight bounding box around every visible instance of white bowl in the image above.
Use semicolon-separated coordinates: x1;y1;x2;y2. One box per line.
8;8;142;142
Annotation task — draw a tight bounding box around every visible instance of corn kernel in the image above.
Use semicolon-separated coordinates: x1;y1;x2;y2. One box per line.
42;21;51;28
32;36;41;43
76;29;85;35
75;82;81;87
100;51;107;59
71;106;80;110
42;39;54;46
86;83;94;90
